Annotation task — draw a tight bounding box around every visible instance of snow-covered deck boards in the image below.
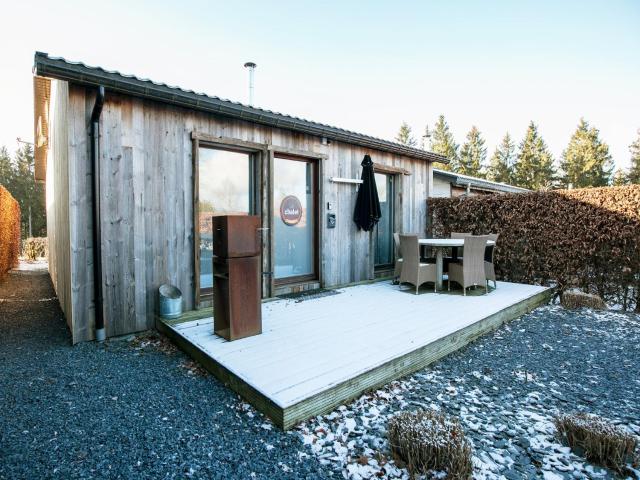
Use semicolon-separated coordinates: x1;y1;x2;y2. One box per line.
157;281;551;429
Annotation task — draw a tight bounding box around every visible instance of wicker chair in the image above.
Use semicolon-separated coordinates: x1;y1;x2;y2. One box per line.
393;233;403;281
443;231;471;273
448;235;490;295
484;233;499;289
399;234;437;294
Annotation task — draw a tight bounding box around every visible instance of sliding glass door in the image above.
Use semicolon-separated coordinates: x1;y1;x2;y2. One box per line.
273;155;317;283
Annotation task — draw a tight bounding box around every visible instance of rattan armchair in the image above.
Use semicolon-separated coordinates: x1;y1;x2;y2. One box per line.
399;235;437;294
484;233;499;289
393;233;402;281
443;231;471;272
448;235;490;295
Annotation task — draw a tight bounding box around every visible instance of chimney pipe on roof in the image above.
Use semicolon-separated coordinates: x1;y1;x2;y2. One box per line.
244;62;256;106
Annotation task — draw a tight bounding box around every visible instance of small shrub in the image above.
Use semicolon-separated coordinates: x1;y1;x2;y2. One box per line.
561;290;607;310
555;413;637;471
388;409;472;479
22;237;48;261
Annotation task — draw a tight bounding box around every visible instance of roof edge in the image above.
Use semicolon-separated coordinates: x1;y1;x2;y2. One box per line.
433;168;529;193
34;52;448;164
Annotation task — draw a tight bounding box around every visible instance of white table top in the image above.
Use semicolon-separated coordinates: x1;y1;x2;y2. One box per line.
419;238;496;247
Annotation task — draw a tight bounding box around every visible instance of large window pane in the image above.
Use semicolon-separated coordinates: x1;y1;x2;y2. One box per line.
375;173;394;267
274;157;315;280
198;147;252;291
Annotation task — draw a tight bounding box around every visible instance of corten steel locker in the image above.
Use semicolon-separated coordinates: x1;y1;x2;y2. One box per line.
211;215;261;258
212;215;262;341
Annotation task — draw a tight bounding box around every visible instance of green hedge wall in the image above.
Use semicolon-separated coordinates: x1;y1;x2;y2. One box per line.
428;185;640;311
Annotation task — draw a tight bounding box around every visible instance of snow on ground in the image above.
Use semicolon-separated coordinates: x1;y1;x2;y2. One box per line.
297;305;640;479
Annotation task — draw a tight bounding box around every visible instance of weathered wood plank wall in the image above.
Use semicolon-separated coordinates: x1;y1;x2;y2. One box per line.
46;79;72;330
65;85;433;340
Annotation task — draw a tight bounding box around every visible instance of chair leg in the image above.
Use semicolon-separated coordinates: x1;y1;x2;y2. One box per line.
448;280;450;291
434;283;436;293
485;284;488;294
415;284;418;295
463;287;466;296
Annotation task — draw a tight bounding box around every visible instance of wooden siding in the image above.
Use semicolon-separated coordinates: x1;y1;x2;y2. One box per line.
46;80;72;331
432;175;452;198
65;85;434;340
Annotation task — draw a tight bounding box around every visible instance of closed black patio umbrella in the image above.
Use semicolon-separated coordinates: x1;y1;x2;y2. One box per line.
353;154;381;231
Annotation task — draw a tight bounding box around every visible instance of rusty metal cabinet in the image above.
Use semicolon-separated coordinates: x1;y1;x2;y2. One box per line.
212;215;262;341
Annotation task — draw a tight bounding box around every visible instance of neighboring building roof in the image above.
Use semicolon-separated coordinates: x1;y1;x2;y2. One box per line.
33;52;448;164
433;168;529;194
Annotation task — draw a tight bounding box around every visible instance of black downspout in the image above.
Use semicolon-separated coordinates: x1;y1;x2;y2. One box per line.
90;86;106;342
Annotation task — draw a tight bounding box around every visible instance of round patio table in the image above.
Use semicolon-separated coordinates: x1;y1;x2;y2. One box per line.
418;238;496;290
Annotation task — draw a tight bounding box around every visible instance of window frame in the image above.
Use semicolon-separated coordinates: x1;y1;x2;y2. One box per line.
272;153;320;287
192;136;263;304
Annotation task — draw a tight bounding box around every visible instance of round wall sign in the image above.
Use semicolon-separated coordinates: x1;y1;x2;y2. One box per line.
280;195;303;226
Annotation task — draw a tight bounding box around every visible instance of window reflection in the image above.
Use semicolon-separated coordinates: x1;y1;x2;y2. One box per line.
273;157;315;280
198;147;252;291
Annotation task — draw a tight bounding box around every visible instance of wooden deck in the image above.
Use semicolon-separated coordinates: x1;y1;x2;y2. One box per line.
157;281;551;429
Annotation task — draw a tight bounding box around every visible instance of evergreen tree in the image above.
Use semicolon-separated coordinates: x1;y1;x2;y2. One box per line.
458;126;486;177
0;146;13;186
513;121;556;190
486;133;515;184
611;168;629;186
560;118;613;188
1;144;46;238
629;128;640;185
429;115;459;172
395;122;417;147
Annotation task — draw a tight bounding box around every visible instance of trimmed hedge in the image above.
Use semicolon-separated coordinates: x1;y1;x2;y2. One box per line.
0;185;21;278
428;185;640;311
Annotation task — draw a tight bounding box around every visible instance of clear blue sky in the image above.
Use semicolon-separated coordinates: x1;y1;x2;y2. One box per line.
1;0;638;169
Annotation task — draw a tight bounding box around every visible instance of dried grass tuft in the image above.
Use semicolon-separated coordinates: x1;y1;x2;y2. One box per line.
22;237;48;261
561;290;607;310
555;412;637;471
387;409;473;479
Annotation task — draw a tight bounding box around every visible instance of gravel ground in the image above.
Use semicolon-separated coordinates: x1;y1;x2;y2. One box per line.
0;272;338;480
4;271;640;479
299;304;640;479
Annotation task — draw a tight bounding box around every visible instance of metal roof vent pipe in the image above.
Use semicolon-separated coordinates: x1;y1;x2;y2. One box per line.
244;61;256;106
90;86;106;342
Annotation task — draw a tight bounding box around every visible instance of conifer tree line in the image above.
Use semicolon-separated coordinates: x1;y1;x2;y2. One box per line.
0;144;46;238
395;117;640;190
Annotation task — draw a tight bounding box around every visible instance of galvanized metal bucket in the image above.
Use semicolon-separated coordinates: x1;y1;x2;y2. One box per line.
159;284;182;319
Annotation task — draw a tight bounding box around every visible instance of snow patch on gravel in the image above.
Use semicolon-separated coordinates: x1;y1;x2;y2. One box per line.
298;306;640;479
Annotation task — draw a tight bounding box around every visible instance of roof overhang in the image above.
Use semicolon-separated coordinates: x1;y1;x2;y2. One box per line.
33;75;51;183
33;52;448;164
433;168;529;194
